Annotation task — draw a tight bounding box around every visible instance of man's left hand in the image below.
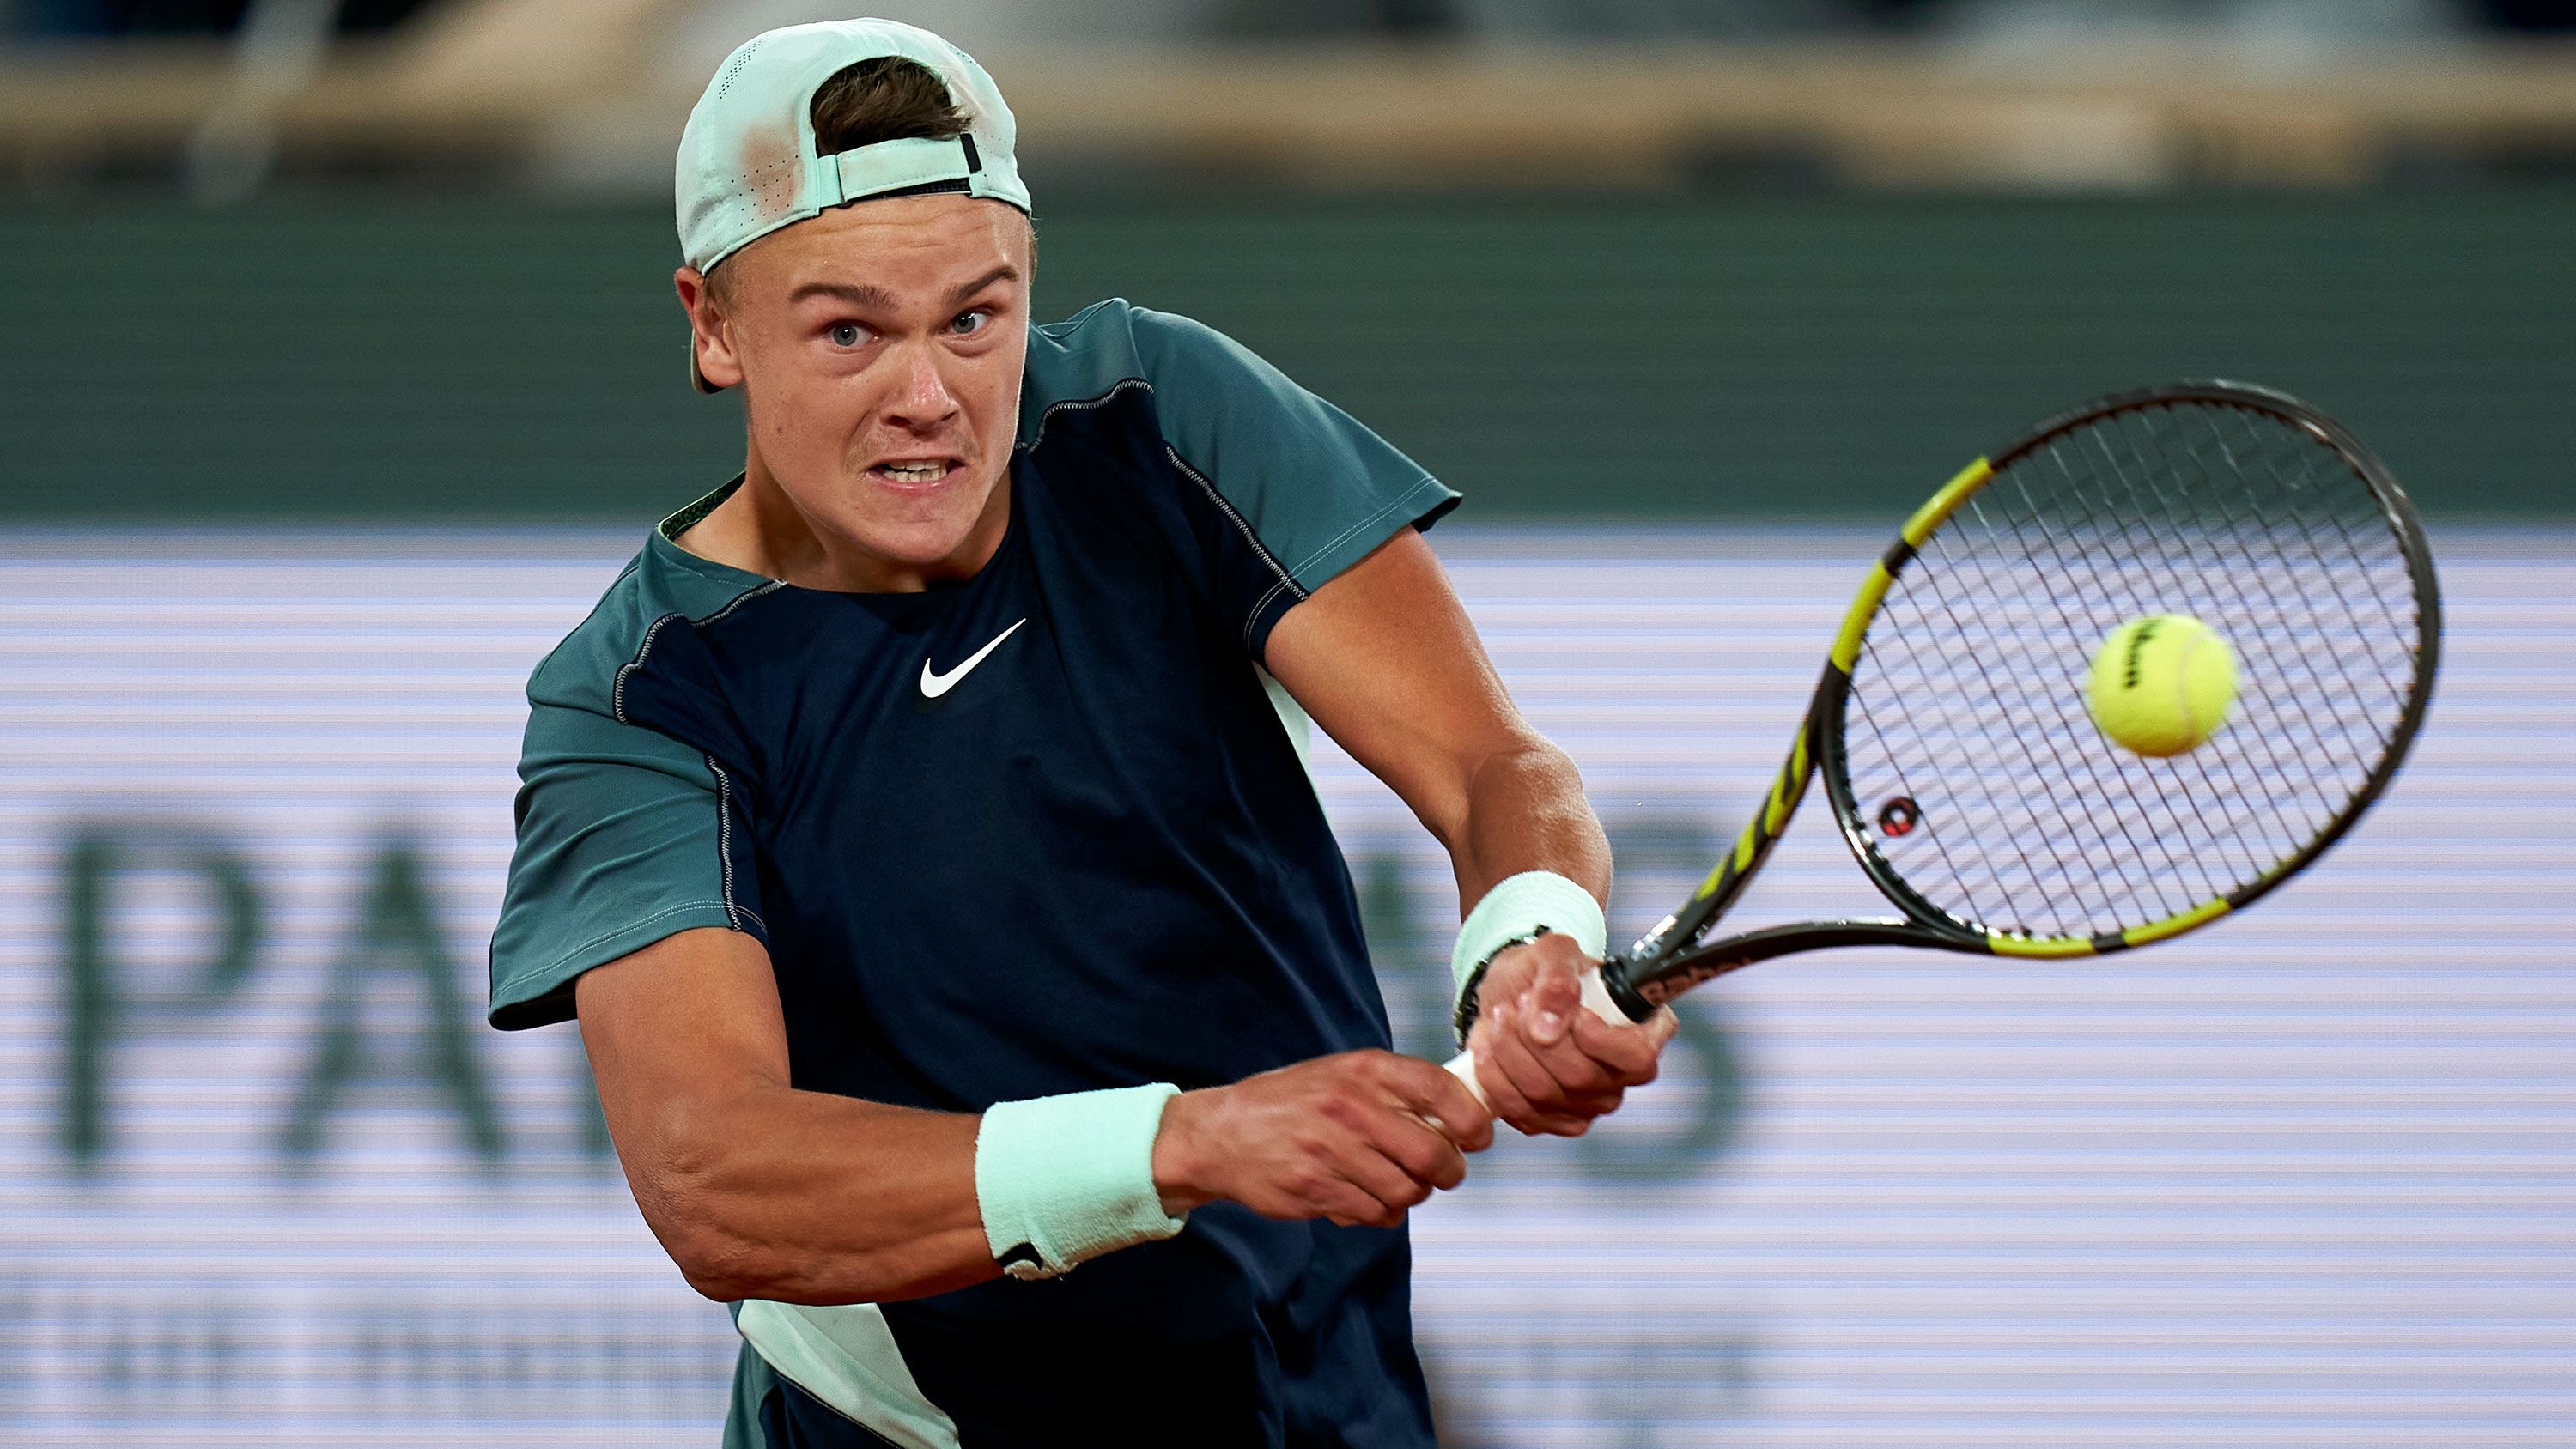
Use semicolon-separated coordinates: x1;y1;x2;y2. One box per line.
1464;931;1678;1137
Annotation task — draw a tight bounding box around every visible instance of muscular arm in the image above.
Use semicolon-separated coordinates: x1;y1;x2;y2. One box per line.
1261;526;1610;909
1266;528;1672;1134
578;921;1492;1306
575;926;997;1306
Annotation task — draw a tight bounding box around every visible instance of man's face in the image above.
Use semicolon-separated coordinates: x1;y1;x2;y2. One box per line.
683;194;1031;588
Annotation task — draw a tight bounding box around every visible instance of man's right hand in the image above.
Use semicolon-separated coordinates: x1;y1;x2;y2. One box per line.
1151;1050;1495;1229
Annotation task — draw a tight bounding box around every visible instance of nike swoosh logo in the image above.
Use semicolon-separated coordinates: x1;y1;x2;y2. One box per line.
919;618;1027;700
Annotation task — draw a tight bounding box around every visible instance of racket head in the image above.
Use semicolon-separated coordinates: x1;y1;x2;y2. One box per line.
1817;380;2440;956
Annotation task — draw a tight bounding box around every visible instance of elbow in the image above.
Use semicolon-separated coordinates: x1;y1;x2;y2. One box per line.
638;1107;929;1306
631;1094;786;1302
665;1222;939;1307
656;1181;809;1306
657;1215;763;1307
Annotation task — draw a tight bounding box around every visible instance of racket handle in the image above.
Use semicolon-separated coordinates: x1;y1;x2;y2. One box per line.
1438;967;1630;1108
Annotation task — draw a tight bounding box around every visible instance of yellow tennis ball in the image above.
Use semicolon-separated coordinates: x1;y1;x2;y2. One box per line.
2085;614;2239;757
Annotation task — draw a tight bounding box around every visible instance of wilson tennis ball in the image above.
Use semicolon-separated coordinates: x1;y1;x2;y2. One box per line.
2085;614;2239;757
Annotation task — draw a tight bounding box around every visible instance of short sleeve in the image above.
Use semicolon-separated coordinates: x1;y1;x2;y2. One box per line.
1127;306;1460;655
486;697;766;1031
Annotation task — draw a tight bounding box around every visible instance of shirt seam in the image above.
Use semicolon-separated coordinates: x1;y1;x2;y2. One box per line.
1017;377;1152;454
706;753;746;931
493;898;764;998
1282;474;1445;585
1159;442;1308;650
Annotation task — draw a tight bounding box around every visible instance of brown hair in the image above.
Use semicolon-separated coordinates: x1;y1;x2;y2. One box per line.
811;55;969;154
704;58;974;305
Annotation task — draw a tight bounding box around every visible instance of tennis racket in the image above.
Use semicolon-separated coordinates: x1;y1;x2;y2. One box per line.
1443;379;2440;1088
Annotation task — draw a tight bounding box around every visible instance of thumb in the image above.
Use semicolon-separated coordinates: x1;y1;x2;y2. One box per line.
1524;965;1582;1046
1646;1004;1680;1047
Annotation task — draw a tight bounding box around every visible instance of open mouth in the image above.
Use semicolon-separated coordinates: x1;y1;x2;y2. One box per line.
871;458;961;486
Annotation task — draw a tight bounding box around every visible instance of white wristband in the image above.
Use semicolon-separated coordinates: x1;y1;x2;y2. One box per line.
1449;870;1608;1040
974;1082;1187;1281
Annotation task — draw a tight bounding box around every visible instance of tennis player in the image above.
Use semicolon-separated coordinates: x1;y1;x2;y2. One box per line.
487;19;1674;1446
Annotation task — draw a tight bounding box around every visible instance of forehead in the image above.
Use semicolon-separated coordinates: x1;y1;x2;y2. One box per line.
731;194;1028;306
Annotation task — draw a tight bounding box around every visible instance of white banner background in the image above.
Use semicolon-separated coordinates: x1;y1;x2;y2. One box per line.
0;525;2565;1446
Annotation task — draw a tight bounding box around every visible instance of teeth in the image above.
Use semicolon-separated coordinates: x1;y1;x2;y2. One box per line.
880;462;950;482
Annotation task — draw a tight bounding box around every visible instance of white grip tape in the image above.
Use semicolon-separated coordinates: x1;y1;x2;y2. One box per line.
1441;968;1628;1106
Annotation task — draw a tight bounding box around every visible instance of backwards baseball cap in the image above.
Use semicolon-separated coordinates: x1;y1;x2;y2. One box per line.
675;18;1033;393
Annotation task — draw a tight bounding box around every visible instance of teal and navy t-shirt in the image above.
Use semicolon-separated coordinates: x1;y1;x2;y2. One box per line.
488;299;1459;1447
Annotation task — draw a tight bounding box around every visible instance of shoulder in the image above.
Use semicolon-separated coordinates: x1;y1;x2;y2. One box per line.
1016;298;1297;450
1014;300;1457;655
526;532;781;718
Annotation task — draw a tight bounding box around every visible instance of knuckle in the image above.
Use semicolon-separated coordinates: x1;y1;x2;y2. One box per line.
1288;1131;1338;1164
1314;1092;1365;1129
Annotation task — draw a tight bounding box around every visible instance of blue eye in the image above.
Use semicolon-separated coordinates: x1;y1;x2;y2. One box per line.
829;323;866;348
950;311;988;336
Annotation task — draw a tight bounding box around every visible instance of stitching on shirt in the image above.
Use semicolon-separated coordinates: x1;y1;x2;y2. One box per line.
611;580;781;723
1245;573;1298;650
501;899;762;993
1282;476;1443;582
1017;376;1152;454
1018;372;1341;651
613;613;681;724
1162;443;1306;649
703;578;786;625
705;753;744;931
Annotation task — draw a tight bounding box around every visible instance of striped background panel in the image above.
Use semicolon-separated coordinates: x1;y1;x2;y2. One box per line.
0;525;2566;1446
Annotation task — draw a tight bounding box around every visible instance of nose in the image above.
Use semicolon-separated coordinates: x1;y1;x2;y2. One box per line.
881;340;959;433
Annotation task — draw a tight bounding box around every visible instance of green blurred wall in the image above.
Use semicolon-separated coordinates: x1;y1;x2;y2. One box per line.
2;191;2567;520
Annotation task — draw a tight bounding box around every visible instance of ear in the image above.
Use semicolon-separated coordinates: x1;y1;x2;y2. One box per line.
675;266;745;392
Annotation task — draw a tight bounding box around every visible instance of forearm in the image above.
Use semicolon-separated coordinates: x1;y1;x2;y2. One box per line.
624;1081;996;1306
1448;733;1611;912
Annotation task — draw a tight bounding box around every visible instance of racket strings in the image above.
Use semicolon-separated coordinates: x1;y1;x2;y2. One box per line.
2075;415;2356;870
1841;397;2427;942
1875;537;2163;912
2050;405;2403;911
2032;403;2406;920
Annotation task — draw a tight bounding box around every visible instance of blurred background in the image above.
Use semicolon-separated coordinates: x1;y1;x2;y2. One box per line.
2;2;2571;1445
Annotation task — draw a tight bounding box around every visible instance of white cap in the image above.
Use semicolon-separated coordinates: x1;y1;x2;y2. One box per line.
675;18;1032;391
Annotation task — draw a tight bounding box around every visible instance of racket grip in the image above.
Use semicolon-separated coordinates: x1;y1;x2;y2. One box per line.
1438;968;1630;1108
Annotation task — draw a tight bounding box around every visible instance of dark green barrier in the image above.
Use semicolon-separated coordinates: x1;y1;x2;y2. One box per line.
3;191;2568;519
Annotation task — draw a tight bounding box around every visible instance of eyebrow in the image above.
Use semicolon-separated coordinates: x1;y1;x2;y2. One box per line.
942;264;1020;309
787;265;1022;314
787;280;898;311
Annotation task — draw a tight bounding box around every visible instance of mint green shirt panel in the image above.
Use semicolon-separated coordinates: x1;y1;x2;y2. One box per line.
1018;299;1461;596
487;526;774;1031
724;1342;774;1449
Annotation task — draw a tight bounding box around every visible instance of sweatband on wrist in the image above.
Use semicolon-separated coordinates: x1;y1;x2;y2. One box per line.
974;1082;1188;1282
1449;870;1609;1043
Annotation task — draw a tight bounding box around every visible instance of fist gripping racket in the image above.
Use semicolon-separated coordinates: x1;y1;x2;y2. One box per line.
1443;381;2439;1088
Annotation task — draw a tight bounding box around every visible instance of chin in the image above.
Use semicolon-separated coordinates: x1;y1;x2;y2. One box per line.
845;473;999;569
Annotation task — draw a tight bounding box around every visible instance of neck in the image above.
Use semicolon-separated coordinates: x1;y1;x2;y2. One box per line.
676;455;1012;594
